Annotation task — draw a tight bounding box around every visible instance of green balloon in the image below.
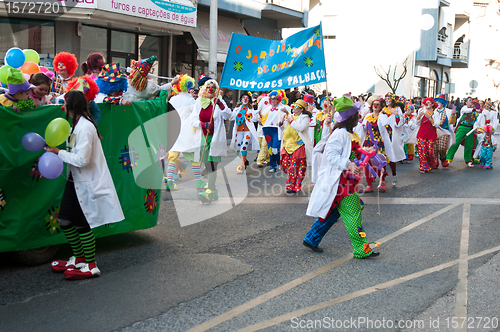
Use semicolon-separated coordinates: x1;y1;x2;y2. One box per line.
23;49;40;64
45;118;71;147
0;65;13;85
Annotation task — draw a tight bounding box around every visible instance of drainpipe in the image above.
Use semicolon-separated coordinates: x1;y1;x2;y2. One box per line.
209;0;218;79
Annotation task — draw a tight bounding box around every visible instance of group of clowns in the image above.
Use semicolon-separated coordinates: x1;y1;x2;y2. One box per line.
3;50;498;261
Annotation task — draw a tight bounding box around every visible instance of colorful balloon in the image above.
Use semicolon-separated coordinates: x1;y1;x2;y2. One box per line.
22;132;46;152
23;73;30;81
23;49;40;64
20;61;40;76
38;152;64;179
45;118;71;147
4;47;25;69
0;65;13;85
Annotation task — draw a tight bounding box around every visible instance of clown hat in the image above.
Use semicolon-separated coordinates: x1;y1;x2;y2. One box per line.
303;93;314;104
434;94;448;107
129;56;157;92
67;76;99;102
240;92;253;104
471;99;481;110
333;96;361;123
423;97;437;108
293;99;307;110
5;68;35;95
99;63;127;83
367;95;381;106
198;75;212;87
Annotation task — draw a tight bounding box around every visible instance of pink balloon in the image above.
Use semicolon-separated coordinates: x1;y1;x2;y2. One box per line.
23;73;30;81
40;66;48;73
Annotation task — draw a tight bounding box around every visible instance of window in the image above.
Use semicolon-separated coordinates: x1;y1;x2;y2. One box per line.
79;25;107;76
0;19;54;68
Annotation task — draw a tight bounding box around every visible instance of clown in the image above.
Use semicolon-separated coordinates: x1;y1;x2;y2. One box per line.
164;74;206;191
477;125;497;168
433;95;456;168
0;68;36;112
306;96;379;258
303;93;319;144
313;96;334;146
446;97;479;167
52;52;79;97
95;63;131;106
402;102;417;162
258;90;289;172
380;92;406;186
190;79;232;203
255;93;271;167
123;56;178;102
66;76;101;124
230;92;259;173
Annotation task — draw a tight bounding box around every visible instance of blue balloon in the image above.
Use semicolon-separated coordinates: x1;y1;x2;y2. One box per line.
22;132;46;152
39;152;64;179
4;47;26;69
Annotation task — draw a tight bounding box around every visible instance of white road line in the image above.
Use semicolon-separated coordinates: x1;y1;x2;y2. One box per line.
185;203;460;332
455;200;471;332
235;244;500;332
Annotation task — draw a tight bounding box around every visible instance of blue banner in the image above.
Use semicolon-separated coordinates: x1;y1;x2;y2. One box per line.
220;23;326;91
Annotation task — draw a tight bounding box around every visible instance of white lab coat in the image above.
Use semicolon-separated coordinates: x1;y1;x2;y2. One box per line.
306;128;352;219
377;107;406;162
190;98;232;162
58;117;124;228
229;105;260;151
169;92;197;153
123;81;172;101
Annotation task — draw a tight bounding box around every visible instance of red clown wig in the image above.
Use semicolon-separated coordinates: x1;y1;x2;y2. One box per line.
66;76;99;102
53;52;79;77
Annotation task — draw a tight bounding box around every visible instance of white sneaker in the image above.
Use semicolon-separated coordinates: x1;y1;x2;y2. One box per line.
392;175;398;186
467;162;474;167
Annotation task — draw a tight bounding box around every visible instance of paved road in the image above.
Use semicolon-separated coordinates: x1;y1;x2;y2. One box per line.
1;148;500;332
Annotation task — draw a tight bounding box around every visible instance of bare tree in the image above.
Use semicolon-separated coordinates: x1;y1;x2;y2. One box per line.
374;57;409;94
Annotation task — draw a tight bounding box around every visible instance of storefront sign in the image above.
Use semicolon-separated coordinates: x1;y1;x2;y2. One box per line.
220;23;326;91
97;0;196;26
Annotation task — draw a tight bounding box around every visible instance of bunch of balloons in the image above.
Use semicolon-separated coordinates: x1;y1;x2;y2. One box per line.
21;118;71;179
0;47;51;86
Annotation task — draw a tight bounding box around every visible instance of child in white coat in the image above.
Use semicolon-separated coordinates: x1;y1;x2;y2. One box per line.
45;90;124;280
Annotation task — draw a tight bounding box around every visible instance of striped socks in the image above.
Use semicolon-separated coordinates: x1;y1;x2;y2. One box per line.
192;162;202;180
78;229;96;263
61;225;84;258
167;161;176;182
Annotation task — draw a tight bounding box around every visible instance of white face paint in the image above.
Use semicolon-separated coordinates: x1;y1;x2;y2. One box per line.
241;96;249;105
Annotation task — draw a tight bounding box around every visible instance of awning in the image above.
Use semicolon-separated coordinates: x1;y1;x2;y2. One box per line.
190;11;247;63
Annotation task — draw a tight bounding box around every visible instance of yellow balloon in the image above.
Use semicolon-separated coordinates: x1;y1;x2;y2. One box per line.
45;118;71;147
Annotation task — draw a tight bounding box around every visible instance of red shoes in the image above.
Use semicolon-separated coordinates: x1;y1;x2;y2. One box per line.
64;262;101;280
441;160;449;167
363;185;374;193
378;179;387;192
51;256;86;273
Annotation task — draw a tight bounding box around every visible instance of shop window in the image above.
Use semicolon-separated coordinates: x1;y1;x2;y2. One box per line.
80;25;107;76
0;19;54;68
139;35;160;77
112;30;136;54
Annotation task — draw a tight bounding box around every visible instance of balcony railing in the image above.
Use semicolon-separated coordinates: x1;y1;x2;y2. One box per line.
437;34;448;56
453;41;469;61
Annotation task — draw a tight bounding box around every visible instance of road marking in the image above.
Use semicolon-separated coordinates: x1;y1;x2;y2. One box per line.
186;203;460;332
235;197;500;205
455;200;471;332
235;244;500;332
